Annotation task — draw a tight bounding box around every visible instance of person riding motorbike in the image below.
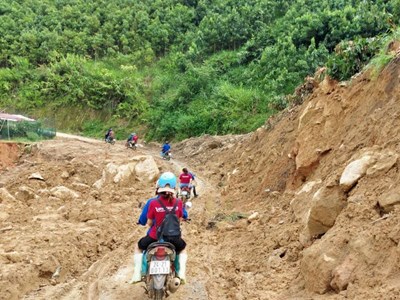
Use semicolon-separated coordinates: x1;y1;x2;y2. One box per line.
131;172;187;284
161;141;171;159
126;132;138;147
105;128;115;142
179;168;196;197
138;192;190;226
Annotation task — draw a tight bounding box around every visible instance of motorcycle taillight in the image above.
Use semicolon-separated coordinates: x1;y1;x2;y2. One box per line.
155;247;167;259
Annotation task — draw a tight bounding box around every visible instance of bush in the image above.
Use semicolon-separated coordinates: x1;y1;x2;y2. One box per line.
26;132;40;141
327;37;381;81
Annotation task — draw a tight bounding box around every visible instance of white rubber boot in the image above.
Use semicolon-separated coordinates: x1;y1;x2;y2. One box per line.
129;253;143;283
177;253;187;283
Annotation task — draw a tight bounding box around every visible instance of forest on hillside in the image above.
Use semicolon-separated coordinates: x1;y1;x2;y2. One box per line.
0;0;399;140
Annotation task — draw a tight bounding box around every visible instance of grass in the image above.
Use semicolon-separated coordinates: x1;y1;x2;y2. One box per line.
367;52;395;79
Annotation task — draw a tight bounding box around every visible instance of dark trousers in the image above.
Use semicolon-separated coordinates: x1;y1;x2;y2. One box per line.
138;235;186;253
192;185;197;196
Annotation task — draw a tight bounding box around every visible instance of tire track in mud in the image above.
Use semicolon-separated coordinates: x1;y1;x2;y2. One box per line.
23;137;218;300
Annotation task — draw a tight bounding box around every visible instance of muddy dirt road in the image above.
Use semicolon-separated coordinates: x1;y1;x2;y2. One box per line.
0;136;219;300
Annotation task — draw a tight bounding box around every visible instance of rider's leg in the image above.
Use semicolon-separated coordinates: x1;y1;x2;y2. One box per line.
177;250;188;283
130;235;156;283
130;246;143;283
167;237;187;283
193;185;198;197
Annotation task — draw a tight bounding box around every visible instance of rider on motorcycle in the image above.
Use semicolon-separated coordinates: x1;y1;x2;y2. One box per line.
105;128;115;142
131;172;187;284
161;141;171;158
127;132;138;146
179;168;194;197
138;193;190;226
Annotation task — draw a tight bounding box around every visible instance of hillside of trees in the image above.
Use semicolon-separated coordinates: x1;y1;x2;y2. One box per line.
0;0;399;140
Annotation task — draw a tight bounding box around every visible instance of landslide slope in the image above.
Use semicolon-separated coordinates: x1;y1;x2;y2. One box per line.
176;56;400;299
1;56;400;300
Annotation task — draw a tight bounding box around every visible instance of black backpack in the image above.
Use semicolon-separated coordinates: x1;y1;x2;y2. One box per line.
156;199;181;240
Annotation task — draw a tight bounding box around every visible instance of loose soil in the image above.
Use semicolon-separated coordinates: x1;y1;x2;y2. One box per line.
2;57;400;300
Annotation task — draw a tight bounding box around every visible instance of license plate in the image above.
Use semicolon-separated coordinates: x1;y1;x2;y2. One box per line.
149;260;170;275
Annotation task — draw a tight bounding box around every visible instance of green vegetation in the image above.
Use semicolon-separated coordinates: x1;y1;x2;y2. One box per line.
0;0;399;141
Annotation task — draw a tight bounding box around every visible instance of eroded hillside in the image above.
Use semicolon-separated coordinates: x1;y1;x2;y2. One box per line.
1;56;400;300
176;55;400;299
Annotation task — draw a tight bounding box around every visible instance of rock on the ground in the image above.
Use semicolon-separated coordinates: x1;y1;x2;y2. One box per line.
0;187;15;203
377;187;400;213
307;185;346;237
330;255;355;292
50;186;80;200
339;155;375;192
134;156;159;183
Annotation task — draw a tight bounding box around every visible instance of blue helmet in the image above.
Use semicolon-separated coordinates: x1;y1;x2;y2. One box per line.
157;172;177;193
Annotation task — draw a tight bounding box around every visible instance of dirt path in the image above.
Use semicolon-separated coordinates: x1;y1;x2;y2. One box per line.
17;134;217;300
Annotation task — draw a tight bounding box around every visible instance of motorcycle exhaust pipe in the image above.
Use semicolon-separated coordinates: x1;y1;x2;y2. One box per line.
169;277;181;293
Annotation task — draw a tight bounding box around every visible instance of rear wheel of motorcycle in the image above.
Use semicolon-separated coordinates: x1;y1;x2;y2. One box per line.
154;289;164;300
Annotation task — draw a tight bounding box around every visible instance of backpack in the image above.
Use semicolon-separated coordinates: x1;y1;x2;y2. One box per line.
156;199;181;240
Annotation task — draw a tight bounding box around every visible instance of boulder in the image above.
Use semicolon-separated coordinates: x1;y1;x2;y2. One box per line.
135;156;159;183
330;256;355;292
93;170;107;189
301;235;351;294
340;149;398;192
106;163;119;174
93;156;158;187
348;235;377;265
366;150;398;176
247;212;259;222
290;180;321;223
114;163;136;183
93;162;125;188
301;242;339;294
339;155;375;191
298;102;318;130
377;187;400;213
307;186;346;237
16;186;37;201
50;186;80;200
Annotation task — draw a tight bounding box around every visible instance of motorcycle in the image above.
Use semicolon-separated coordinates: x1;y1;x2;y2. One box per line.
179;186;191;202
161;151;172;161
144;241;181;300
105;137;115;145
126;140;137;150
